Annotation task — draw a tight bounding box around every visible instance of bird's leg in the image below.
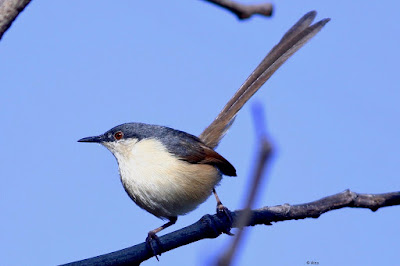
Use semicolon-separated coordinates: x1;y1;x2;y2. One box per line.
146;216;177;261
213;188;234;235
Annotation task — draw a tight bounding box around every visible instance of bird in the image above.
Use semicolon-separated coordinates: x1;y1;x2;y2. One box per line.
78;11;329;259
78;122;236;231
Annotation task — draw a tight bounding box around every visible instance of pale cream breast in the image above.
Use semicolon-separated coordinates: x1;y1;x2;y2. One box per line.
103;138;222;218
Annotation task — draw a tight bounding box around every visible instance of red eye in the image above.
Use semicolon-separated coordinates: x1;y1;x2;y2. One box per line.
114;131;123;140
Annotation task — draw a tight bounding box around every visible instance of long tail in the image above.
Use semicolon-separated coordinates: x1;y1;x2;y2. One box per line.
199;11;330;148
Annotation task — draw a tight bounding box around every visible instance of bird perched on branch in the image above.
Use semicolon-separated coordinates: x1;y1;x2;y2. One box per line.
79;11;329;259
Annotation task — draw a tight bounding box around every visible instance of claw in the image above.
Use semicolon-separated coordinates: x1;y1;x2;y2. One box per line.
145;217;177;260
216;204;234;236
146;232;162;261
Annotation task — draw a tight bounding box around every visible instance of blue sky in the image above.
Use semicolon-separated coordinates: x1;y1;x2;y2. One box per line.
1;1;399;265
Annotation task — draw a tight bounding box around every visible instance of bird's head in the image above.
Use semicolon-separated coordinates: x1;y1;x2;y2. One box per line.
78;123;147;158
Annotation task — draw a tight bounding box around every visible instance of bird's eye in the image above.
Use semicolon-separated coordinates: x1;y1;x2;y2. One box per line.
114;131;123;140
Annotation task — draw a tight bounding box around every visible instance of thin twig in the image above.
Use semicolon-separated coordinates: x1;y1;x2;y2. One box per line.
62;190;400;265
203;0;273;20
0;0;31;40
217;103;273;266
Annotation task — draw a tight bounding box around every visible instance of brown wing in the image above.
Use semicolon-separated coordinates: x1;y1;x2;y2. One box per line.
175;142;236;177
198;145;236;177
161;128;237;176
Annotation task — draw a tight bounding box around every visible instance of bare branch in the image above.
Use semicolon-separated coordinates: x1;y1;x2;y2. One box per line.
0;0;31;40
203;0;273;20
246;190;400;224
62;190;400;265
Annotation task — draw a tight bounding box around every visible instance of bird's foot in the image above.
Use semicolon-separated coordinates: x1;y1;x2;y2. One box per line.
216;203;234;236
146;231;162;261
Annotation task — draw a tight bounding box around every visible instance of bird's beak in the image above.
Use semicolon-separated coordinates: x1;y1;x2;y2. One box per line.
78;135;105;143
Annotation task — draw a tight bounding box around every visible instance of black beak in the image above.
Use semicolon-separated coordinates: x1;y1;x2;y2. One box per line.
78;135;104;143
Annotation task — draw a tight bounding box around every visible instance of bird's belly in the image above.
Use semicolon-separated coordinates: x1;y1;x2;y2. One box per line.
116;139;222;218
120;162;221;218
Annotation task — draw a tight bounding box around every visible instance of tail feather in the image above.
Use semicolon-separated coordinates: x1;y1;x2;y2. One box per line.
199;11;330;148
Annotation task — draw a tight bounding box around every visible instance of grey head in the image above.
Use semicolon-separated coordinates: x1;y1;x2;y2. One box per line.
78;122;203;150
78;122;210;160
